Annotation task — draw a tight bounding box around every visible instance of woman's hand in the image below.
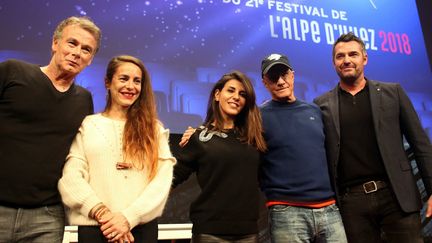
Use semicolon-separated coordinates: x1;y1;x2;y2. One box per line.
99;212;131;242
114;231;135;243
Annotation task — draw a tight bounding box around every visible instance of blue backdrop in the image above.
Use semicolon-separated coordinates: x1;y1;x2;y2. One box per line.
1;0;431;135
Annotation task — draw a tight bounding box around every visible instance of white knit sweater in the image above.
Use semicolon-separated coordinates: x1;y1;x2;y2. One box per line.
58;113;176;228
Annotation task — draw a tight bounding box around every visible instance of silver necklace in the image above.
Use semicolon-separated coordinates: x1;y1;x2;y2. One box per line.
198;125;228;142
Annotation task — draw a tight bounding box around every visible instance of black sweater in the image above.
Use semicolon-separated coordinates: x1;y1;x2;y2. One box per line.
173;127;261;235
0;59;93;207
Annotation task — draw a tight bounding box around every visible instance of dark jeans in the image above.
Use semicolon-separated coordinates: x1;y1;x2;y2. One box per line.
78;219;158;243
191;233;258;243
340;186;423;243
0;204;65;243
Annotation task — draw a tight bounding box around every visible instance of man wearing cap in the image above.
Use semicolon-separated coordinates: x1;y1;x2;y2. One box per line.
259;53;347;242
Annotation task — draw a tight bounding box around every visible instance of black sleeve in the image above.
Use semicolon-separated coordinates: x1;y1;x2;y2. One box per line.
172;131;202;188
398;84;432;194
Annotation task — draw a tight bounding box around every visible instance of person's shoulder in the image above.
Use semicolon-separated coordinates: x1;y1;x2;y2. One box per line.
73;84;92;96
191;125;206;137
314;89;334;104
293;100;321;116
190;125;210;142
317;88;334;98
2;59;29;65
298;99;321;110
370;80;399;87
156;120;170;137
368;80;401;91
259;99;273;111
82;113;103;124
1;59;36;70
76;114;103;133
177;125;204;151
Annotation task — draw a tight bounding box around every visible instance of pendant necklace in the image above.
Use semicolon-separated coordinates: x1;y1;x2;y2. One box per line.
111;119;132;178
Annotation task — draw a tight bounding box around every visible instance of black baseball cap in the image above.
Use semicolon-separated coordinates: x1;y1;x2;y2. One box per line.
261;54;293;76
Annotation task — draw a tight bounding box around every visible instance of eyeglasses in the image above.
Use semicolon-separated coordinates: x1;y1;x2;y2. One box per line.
265;69;294;83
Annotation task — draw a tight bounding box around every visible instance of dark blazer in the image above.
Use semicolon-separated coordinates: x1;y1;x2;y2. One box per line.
314;80;432;213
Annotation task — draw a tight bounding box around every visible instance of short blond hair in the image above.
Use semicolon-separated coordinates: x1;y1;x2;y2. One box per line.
53;16;102;53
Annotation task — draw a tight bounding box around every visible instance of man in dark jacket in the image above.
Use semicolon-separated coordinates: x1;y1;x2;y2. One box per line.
314;32;432;243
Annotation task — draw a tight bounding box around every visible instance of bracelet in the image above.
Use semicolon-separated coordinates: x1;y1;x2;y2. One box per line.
89;203;105;219
95;207;109;221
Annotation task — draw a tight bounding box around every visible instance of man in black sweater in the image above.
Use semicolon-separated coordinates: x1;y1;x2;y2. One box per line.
0;16;101;242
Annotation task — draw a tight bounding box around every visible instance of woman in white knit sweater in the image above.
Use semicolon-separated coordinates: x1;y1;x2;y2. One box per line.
58;55;176;243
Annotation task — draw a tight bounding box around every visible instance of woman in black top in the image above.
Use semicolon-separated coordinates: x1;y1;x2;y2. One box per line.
173;71;266;243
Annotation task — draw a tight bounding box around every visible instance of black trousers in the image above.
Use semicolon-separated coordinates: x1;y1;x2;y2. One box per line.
78;219;158;243
340;186;423;243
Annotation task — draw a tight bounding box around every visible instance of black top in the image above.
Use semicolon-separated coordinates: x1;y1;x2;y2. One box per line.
338;84;387;187
173;126;260;235
0;59;93;207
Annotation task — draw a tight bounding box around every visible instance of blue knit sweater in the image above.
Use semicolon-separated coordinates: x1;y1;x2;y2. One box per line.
259;99;334;203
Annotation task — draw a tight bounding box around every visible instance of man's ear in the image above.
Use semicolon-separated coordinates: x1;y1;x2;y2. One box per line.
363;52;368;66
87;56;94;66
262;78;270;89
51;38;58;55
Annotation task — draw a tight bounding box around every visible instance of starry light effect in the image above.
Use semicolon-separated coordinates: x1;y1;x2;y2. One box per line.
0;0;271;70
0;0;430;133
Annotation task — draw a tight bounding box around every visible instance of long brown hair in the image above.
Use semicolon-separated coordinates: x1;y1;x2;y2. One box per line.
104;55;159;180
204;71;267;152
